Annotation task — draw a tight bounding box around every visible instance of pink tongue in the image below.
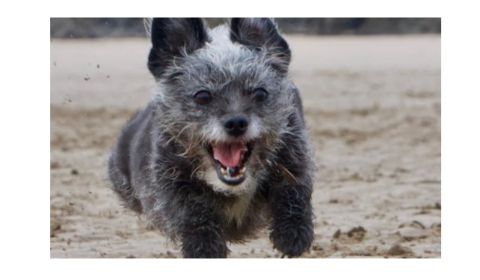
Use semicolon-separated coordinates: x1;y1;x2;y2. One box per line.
212;142;246;168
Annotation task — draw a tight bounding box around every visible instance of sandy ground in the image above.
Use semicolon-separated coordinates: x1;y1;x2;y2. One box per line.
50;35;441;258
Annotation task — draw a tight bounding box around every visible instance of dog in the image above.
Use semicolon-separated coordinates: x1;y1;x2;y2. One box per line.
108;18;314;258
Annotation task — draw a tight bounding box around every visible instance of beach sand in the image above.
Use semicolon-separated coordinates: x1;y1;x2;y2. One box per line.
50;35;440;258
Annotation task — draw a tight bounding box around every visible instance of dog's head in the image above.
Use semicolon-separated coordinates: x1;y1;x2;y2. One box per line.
149;18;297;195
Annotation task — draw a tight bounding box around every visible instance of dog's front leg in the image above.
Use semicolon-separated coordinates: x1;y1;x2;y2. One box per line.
180;207;227;258
269;181;314;257
267;112;315;257
163;182;227;258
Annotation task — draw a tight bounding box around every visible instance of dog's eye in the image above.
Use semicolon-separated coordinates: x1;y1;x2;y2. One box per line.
252;88;268;103
193;90;212;105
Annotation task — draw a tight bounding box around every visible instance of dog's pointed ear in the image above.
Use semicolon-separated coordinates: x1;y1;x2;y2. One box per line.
230;18;291;75
148;18;208;78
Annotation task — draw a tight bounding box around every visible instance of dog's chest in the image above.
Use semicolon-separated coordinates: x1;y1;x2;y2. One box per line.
223;193;254;226
201;166;257;225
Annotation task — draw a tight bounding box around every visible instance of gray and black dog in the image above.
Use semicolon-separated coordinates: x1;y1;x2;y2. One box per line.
108;18;314;258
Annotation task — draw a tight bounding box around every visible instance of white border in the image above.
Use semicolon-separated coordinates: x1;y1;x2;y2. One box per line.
3;0;480;279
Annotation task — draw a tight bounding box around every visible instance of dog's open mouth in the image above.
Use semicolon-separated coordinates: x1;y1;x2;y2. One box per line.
207;141;254;185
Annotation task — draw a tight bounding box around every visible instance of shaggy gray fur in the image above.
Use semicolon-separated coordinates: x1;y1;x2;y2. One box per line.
108;18;314;258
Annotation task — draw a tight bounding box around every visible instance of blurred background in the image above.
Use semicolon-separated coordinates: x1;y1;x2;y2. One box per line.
51;18;440;38
51;18;441;258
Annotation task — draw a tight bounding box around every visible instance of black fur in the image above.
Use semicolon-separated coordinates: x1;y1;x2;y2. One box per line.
148;18;209;78
108;18;314;258
230;18;291;74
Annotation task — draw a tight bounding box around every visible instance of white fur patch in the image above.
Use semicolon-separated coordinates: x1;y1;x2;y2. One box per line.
201;118;228;143
245;116;262;140
201;166;257;225
224;191;255;226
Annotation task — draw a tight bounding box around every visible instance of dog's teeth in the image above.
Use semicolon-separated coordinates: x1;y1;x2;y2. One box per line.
240;166;246;174
220;166;227;175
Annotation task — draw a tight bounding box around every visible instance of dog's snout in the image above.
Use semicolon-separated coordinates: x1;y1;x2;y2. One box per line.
224;116;249;137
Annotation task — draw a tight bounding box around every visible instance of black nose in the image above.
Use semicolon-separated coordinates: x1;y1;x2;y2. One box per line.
224;116;249;137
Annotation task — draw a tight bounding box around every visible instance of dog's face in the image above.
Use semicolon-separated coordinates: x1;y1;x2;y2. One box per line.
149;18;296;195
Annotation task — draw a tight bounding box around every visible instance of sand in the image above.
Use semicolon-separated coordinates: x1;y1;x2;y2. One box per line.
50;35;441;258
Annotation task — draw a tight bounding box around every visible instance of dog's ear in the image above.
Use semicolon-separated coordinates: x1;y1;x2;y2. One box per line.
230;18;291;75
148;18;208;78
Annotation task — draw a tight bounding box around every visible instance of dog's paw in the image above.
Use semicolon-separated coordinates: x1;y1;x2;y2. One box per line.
270;222;314;257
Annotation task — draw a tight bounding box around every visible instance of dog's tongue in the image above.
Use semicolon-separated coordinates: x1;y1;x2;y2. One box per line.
212;142;247;168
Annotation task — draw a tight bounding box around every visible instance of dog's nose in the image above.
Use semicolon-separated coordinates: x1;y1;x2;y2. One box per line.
224;116;249;137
